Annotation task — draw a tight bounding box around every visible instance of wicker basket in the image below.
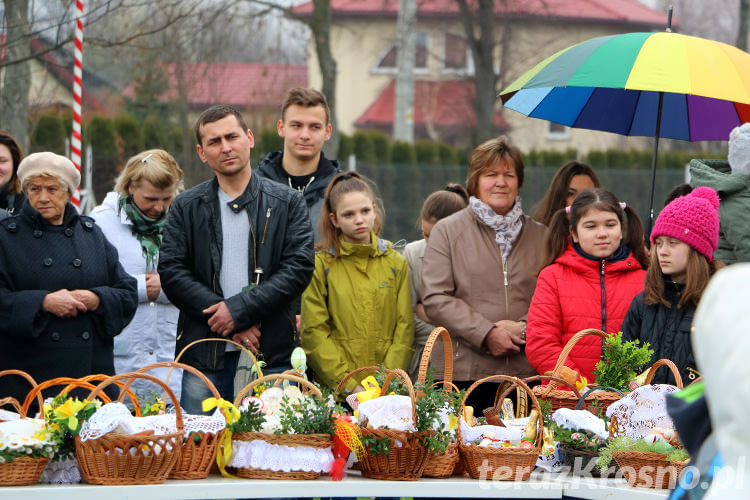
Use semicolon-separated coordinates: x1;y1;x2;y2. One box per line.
612;451;687;488
534;329;624;413
458;375;542;481
229;372;333;480
643;358;684;389
130;361;226;480
337;367;430;481
0;369;50;486
416;326;462;478
74;372;184;485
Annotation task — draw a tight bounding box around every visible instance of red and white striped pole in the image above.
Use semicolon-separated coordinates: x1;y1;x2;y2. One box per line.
70;0;84;207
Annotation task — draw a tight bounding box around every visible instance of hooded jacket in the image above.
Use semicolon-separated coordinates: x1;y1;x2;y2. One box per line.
91;191;181;398
689;159;750;264
300;232;414;392
526;241;646;383
620;280;697;386
257;151;341;244
691;264;750;499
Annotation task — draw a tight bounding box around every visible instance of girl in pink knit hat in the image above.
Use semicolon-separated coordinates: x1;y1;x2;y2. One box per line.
621;187;724;385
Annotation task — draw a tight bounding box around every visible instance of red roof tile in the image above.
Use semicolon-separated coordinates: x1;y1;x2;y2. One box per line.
152;63;308;108
355;79;509;130
295;0;672;26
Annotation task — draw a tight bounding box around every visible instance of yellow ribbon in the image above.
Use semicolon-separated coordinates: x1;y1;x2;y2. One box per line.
355;376;383;403
202;397;240;425
202;397;242;478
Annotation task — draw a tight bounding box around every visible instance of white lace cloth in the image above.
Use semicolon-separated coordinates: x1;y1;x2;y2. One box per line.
552;408;608;439
227;438;334;473
42;457;81;484
459;419;524;445
357;395;415;431
79;402;225;441
605;384;678;439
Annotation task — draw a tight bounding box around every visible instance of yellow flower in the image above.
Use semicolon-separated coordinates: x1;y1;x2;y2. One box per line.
575;375;588;393
447;414;459;431
53;398;86;430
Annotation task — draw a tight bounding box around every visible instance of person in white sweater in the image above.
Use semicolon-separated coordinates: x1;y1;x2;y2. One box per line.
92;149;184;399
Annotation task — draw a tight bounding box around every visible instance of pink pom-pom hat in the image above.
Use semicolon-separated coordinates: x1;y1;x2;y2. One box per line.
650;186;720;261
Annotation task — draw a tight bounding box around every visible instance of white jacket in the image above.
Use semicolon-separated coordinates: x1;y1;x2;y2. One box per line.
91;192;181;400
692;263;750;499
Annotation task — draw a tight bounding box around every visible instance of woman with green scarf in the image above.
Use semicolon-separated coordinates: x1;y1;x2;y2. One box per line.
92;149;184;398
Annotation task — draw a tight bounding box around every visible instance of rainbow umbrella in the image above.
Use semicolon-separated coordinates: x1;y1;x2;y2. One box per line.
499;30;750;235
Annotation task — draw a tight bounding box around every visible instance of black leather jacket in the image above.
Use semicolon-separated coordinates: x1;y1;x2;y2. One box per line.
620;281;697;386
159;173;315;372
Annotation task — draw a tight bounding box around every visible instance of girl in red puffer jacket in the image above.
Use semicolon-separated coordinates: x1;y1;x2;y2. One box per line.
526;188;649;384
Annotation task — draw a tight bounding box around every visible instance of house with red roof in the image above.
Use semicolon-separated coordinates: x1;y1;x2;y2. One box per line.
296;0;671;151
0;34;114;115
124;62;308;133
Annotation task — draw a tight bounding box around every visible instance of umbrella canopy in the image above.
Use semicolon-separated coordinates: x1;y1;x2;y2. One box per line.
500;32;750;140
499;30;750;235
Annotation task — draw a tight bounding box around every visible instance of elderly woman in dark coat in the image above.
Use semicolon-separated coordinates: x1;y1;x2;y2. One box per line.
0;152;137;407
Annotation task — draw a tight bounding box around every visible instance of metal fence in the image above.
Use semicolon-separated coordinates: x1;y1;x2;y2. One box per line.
356;162;689;243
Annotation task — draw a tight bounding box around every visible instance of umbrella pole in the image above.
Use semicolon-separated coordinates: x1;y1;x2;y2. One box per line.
645;91;664;244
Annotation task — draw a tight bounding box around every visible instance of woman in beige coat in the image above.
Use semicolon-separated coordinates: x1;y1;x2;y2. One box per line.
422;136;546;411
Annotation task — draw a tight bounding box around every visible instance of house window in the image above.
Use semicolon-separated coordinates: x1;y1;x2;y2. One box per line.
547;122;570;140
443;33;474;74
373;33;429;74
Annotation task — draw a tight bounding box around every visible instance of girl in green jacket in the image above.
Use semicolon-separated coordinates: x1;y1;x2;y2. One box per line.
300;172;414;393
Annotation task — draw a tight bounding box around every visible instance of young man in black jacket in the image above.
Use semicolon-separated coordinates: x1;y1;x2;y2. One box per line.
159;105;315;412
257;87;341;244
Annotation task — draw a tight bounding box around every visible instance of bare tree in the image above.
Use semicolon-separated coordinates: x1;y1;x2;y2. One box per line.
456;0;498;144
739;0;750;49
1;0;31;149
393;0;416;143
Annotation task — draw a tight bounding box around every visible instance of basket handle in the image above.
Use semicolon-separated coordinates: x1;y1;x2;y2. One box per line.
547;328;609;390
72;374;141;416
126;361;222;413
378;368;418;425
85;372;184;434
457;375;544;454
495;375;582;412
575;386;625;410
234;372;322;406
335;365;381;394
644;358;684;389
416;327;454;390
0;369;41;417
174;337;263;379
21;377;113;417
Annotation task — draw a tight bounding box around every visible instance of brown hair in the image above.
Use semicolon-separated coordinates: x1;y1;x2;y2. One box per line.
532;160;601;226
281;87;331;124
0;130;23;194
644;243;724;308
466;136;524;196
194;105;249;145
539;188;649;271
318;171;383;258
420;183;469;223
114;149;184;198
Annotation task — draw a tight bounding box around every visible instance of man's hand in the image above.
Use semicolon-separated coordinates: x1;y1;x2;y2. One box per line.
71;290;101;312
43;289;87;318
232;325;261;354
483;321;525;357
203;301;236;336
145;273;161;302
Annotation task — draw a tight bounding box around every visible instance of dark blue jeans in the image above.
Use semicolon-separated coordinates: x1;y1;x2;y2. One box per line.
180;351;240;414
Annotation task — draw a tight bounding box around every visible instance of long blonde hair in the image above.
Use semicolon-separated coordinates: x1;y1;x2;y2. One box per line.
114;149;184;197
318;171;383;258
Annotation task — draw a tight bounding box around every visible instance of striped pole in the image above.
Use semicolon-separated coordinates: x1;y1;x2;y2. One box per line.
70;0;84;207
